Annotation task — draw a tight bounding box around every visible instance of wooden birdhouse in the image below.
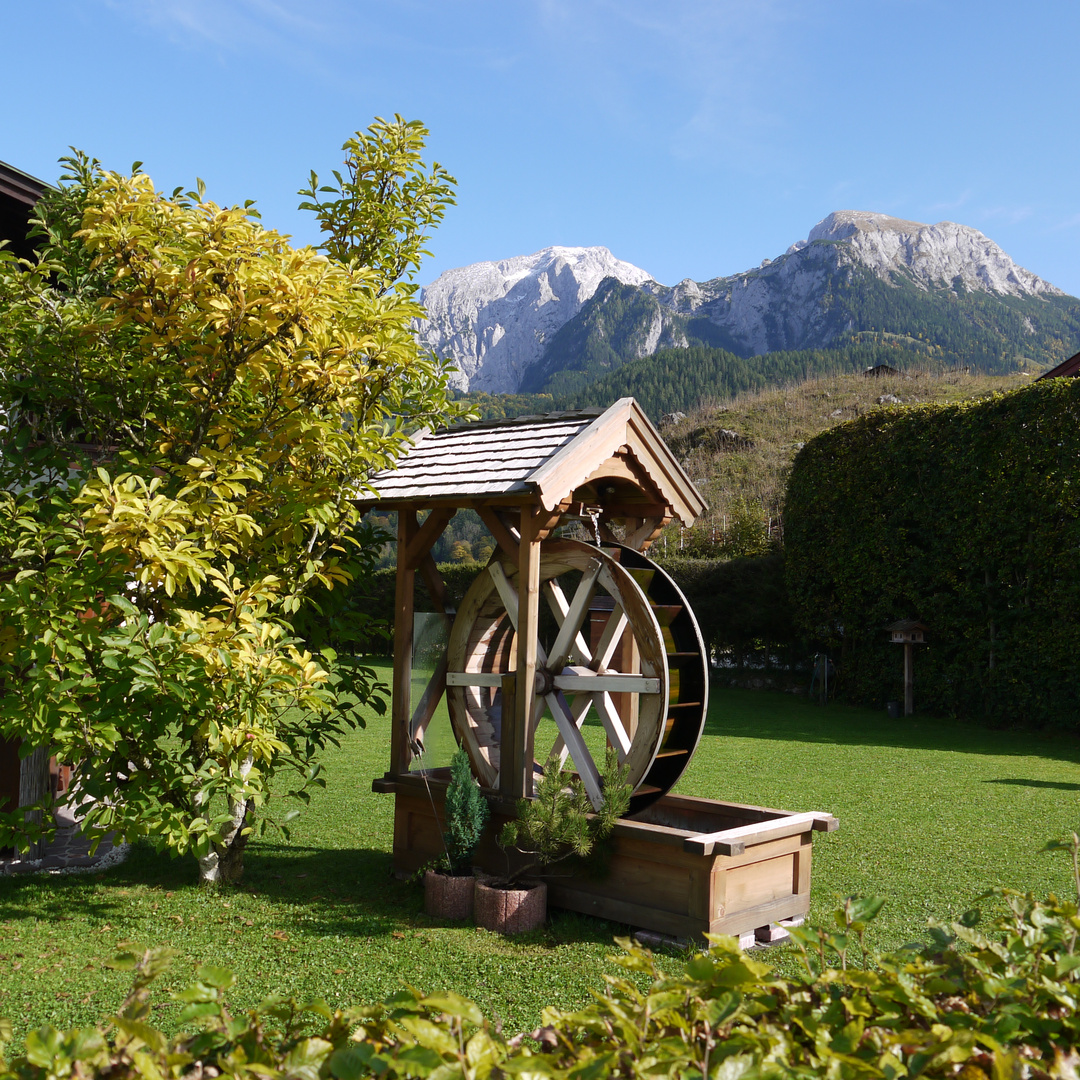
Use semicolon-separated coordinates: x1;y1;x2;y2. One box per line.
888;619;927;644
886;619;928;716
359;398;837;943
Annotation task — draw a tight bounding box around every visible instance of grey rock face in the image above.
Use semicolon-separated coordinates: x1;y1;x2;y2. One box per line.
417;212;1064;393
806;211;1060;298
415;246;653;393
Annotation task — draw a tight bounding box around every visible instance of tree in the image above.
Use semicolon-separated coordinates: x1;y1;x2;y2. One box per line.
0;118;467;884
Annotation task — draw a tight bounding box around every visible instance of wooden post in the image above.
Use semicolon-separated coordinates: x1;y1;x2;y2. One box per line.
904;642;914;716
391;509;419;777
505;507;541;801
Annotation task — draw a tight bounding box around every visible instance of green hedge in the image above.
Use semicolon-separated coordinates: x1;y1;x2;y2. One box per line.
784;378;1080;725
6;871;1080;1077
659;553;806;678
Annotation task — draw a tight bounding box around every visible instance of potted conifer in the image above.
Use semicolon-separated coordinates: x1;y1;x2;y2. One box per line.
424;748;489;920
474;750;630;935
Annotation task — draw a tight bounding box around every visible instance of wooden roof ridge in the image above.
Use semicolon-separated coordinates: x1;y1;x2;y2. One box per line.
529;398;704;522
439;405;606;434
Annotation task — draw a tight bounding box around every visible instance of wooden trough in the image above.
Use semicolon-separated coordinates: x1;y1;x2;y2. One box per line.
363;398;837;941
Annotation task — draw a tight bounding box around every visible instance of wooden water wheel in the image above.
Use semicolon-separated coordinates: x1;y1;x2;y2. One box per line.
446;539;708;816
365;401;837;941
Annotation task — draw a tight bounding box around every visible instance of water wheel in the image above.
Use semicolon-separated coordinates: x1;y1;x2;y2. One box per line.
445;539;708;816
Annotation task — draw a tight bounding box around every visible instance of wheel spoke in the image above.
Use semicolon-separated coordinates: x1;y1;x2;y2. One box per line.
592;693;633;758
593;604;629;670
488;562;520;632
545;560;601;671
553;671;660;694
545;691;603;809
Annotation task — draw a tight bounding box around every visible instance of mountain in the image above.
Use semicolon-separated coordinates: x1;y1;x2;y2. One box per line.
417;213;1080;397
415;246;652;393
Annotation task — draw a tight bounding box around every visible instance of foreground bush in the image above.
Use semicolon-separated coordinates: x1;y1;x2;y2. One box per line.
5;865;1080;1078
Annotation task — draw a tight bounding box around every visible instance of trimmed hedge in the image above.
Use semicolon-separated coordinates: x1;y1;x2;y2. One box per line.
784;378;1080;725
658;552;806;677
5;876;1080;1077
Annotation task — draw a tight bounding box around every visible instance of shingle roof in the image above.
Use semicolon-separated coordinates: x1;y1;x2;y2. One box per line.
364;398;707;525
367;409;603;502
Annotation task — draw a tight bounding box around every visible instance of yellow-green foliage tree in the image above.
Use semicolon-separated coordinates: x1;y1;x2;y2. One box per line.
0;118;466;883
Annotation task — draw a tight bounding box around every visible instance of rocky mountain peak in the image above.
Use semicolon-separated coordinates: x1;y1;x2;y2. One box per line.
415;245;654;393
796;210;1061;298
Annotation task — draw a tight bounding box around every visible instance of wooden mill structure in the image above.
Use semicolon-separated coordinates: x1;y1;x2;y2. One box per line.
364;398;837;942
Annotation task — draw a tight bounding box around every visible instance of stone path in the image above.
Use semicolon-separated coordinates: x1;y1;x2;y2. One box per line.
0;804;128;876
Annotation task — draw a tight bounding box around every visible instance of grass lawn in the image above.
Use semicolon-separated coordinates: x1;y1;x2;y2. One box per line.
3;663;1080;1044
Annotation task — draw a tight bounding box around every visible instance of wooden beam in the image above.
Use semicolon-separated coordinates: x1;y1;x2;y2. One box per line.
418;553;449;614
391;510;419;777
625;516;670;553
477;506;520;560
684;812;838;857
534;501;571;543
505;507;541;801
404;506;456;570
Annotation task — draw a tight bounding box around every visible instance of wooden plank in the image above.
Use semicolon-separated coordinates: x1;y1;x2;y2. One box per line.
684;811;837;857
391;510;419;777
552;671;660;694
709;893;812;939
725;852;796;910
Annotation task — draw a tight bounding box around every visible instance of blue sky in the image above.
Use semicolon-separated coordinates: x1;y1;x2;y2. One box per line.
5;0;1079;295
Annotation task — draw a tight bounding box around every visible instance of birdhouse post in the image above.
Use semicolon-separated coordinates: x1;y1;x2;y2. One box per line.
886;619;927;716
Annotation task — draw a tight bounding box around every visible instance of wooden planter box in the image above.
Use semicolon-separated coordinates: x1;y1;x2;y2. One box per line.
373;772;837;941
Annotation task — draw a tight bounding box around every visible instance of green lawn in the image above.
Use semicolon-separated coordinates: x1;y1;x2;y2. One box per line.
3;665;1080;1045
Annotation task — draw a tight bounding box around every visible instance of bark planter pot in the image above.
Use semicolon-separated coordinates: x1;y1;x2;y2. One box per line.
424;870;476;921
474;878;547;935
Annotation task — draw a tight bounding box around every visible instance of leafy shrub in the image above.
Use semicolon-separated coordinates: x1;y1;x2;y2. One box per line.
660;552;806;676
7;850;1080;1078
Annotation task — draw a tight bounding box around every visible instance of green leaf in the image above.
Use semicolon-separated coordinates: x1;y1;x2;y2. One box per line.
194;964;236;990
421;991;483;1026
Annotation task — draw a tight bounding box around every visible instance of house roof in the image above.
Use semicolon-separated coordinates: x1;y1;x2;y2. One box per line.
364;398;706;526
0;159;50;262
1036;351;1080;381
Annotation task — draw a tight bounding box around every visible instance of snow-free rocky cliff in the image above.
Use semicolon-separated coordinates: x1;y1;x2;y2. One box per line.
416;213;1064;393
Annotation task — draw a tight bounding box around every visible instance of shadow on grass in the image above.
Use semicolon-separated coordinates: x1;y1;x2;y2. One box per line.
706;687;1080;763
0;842;633;949
984;778;1080;791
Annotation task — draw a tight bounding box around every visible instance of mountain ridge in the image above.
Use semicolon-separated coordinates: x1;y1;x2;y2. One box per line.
416;212;1077;396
